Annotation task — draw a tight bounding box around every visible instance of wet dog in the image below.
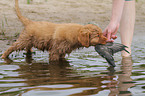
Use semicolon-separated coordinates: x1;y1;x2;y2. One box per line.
1;0;107;61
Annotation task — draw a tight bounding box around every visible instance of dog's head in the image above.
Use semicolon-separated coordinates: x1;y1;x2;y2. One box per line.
78;24;107;47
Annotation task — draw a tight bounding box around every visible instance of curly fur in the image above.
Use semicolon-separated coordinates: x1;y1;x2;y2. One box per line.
1;0;107;61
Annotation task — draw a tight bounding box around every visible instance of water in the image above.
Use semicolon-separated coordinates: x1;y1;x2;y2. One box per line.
0;35;145;96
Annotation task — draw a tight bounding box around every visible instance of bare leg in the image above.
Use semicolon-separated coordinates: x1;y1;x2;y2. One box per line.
120;0;135;57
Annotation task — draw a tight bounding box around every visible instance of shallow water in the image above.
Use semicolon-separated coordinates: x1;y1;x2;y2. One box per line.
0;35;145;96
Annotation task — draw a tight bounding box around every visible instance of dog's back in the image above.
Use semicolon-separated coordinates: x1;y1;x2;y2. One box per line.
15;0;82;42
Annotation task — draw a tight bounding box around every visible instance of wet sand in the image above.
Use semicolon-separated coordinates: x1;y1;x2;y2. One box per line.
0;0;145;52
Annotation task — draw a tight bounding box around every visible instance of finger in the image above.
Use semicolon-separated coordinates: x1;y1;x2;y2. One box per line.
111;35;117;39
106;39;114;42
103;32;107;37
103;29;107;37
107;30;112;41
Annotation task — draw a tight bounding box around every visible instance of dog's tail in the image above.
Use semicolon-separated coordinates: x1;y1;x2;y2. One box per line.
15;0;32;26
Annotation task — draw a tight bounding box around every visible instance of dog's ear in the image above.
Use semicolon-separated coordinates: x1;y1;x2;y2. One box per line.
78;28;90;47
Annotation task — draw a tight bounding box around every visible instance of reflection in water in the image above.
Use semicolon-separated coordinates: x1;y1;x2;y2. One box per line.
18;60;72;86
17;60;117;96
109;56;135;96
0;56;136;96
118;57;135;96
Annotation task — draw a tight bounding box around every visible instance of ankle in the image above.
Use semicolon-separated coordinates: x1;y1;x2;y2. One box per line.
121;50;131;57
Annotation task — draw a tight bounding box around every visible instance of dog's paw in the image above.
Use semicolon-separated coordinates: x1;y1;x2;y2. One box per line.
1;55;6;59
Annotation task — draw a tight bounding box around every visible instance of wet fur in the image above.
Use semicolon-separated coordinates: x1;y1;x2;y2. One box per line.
1;0;107;61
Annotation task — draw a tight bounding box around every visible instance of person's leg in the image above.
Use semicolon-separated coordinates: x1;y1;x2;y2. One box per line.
120;0;135;57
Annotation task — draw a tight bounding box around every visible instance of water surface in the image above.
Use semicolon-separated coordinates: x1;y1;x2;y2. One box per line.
0;36;145;96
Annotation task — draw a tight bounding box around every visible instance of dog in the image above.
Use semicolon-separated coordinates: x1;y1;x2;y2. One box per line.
1;0;107;61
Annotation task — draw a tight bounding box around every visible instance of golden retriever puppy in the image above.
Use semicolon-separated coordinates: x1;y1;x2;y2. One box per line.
1;0;107;61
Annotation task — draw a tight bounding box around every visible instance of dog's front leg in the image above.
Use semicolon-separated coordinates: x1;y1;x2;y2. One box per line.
49;40;71;62
49;50;60;61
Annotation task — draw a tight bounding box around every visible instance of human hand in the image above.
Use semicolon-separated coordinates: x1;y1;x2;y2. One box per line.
103;23;119;42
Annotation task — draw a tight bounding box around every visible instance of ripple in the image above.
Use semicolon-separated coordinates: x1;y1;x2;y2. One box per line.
0;43;145;96
0;83;26;87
